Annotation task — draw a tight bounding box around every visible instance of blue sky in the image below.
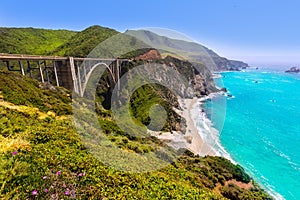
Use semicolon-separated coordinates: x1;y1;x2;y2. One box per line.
1;0;300;67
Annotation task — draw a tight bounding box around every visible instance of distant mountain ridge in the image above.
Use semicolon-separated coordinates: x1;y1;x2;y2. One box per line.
125;30;248;71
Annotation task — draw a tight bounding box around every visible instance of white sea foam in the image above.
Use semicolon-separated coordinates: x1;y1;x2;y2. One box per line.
190;93;233;162
245;164;285;200
212;74;223;79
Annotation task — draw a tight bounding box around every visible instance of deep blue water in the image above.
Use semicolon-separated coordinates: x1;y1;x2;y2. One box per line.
207;69;300;199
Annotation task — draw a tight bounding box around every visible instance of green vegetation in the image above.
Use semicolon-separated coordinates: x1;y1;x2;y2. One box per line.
0;27;76;55
0;25;151;59
129;84;177;131
52;25;119;57
0;70;271;199
0;70;71;115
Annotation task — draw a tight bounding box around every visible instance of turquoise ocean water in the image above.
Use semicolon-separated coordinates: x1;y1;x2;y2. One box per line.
204;69;300;199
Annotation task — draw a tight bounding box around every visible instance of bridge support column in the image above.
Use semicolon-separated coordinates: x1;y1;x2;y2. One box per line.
76;61;82;96
69;57;79;94
56;60;74;92
53;61;59;86
37;61;44;83
18;61;25;76
116;59;120;91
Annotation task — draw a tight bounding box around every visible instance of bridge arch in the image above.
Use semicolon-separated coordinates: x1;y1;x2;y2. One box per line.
80;61;119;97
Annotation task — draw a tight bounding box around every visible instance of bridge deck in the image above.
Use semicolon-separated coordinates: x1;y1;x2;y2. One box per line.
0;53;128;62
0;53;129;96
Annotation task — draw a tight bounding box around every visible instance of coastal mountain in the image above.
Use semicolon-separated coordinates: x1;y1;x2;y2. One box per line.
125;30;248;71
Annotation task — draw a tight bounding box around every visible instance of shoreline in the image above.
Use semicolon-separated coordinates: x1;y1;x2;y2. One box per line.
179;97;216;156
191;93;234;159
149;92;231;159
148;96;215;156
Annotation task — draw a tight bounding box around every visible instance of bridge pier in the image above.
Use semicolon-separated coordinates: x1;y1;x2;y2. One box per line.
56;60;74;91
37;61;45;83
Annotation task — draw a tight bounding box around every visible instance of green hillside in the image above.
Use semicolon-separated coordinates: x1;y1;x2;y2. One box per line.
0;26;152;59
0;27;76;55
52;25;119;57
0;70;271;199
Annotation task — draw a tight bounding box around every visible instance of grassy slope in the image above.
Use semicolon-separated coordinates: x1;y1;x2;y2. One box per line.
52;25;119;57
0;70;271;199
0;27;76;55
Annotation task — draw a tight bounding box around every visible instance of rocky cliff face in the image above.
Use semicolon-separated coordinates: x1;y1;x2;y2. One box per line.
133;49;217;96
134;48;162;60
163;56;217;97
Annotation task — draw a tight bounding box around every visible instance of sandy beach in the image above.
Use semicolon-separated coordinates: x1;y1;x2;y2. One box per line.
149;97;216;156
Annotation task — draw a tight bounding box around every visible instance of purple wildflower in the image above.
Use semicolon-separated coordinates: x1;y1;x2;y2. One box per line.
32;190;38;196
64;190;70;195
44;188;48;193
42;176;47;180
11;151;18;155
78;172;86;177
56;171;61;175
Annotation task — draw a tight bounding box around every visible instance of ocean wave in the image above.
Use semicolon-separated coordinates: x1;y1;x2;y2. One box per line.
226;96;235;100
262;137;295;165
267;185;285;200
289;161;300;172
244;166;285;200
212;74;223;79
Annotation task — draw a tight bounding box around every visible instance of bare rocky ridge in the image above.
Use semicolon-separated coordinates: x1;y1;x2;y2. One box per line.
134;49;162;60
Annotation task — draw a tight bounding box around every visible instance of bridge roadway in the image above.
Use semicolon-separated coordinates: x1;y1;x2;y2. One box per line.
0;53;128;96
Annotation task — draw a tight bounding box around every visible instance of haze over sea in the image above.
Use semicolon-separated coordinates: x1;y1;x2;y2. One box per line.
200;68;300;200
